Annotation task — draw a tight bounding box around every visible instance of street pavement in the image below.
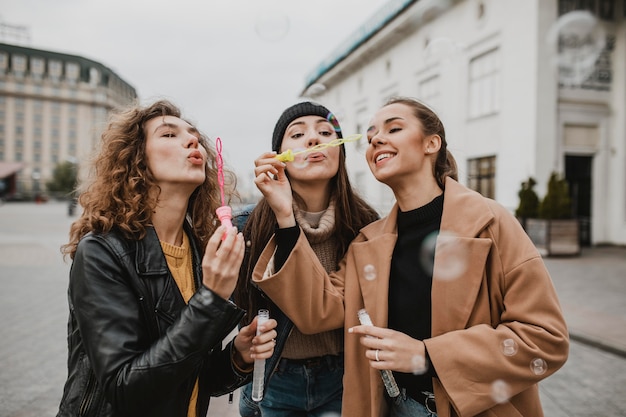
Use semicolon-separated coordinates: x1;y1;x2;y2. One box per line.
0;201;625;417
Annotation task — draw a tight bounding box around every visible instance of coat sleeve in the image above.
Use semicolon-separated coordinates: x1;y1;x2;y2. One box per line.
424;206;569;417
251;230;346;334
70;235;245;415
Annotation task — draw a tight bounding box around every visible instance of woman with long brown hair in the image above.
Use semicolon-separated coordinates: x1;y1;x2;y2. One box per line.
234;101;379;416
250;97;568;417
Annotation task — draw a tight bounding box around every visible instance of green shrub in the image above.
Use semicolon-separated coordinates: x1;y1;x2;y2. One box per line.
538;172;572;219
515;177;540;219
46;161;77;196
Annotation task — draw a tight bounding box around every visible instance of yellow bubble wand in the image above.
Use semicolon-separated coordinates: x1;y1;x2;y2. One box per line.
274;134;362;162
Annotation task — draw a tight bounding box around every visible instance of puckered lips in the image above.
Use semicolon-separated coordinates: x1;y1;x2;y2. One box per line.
305;151;325;162
187;150;204;165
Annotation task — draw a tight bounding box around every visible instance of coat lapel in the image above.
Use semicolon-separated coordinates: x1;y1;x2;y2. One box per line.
432;178;495;335
431;235;492;335
353;208;399;327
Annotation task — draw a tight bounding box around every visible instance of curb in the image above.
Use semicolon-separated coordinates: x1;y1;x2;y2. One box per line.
568;331;626;359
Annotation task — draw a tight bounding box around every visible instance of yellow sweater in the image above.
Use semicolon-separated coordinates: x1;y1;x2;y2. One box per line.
160;233;199;417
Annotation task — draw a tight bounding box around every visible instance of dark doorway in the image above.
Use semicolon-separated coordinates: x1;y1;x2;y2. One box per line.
565;155;592;246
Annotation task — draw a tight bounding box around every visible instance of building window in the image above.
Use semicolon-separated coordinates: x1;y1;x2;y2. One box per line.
467;156;496;199
418;75;441;113
12;54;27;77
31;56;45;79
49;60;63;82
468;48;500;119
559;0;615;21
66;62;80;83
89;67;100;86
0;53;7;73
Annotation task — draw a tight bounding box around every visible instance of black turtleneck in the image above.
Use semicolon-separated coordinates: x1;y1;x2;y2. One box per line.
388;193;443;399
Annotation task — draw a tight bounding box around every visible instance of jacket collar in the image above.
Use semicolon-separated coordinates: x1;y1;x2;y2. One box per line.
440;177;494;238
134;222;202;279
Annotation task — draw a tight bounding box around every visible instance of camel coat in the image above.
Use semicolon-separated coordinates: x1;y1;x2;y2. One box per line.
253;178;569;417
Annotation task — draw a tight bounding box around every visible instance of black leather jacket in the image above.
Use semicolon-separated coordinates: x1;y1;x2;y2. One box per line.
56;223;249;417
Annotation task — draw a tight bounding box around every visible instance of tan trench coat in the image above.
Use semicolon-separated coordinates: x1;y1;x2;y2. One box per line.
253;178;569;417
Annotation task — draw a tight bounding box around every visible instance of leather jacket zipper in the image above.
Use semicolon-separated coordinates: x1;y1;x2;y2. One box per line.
78;373;97;416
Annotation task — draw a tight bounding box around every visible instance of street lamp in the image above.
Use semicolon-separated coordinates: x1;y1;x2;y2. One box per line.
65;157;79;216
31;169;41;203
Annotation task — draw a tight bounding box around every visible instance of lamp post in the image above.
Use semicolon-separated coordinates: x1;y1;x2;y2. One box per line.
31;169;41;203
66;157;78;216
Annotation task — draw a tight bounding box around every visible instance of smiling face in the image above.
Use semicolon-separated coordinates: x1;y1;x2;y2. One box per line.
280;115;341;186
365;102;439;190
144;115;208;196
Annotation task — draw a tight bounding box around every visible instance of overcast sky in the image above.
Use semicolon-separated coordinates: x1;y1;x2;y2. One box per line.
1;0;387;192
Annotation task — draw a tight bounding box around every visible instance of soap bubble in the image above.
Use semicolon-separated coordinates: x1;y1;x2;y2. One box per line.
304;83;326;97
491;379;512;403
419;231;438;274
546;10;606;86
255;12;290;42
411;354;428;375
433;231;467;281
425;37;461;64
289;148;309;169
501;339;518;356
530;358;548;375
363;264;377;281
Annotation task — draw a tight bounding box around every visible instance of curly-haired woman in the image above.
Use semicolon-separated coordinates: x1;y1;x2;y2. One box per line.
56;99;277;417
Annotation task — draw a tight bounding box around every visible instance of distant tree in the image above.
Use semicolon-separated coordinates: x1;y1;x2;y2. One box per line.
515;177;540;220
46;161;77;196
539;172;572;219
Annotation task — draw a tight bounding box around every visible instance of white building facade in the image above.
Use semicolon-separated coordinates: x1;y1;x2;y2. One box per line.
301;0;625;246
0;42;137;197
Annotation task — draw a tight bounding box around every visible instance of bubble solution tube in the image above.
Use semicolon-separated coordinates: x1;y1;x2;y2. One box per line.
357;308;400;398
251;309;270;401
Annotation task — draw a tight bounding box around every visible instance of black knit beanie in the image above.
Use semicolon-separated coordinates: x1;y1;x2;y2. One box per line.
271;102;343;152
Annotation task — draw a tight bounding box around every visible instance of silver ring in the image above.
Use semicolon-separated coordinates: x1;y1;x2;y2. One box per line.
375;349;380;362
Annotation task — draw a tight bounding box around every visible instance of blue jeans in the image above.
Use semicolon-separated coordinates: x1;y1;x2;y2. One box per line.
239;355;343;417
388;389;437;417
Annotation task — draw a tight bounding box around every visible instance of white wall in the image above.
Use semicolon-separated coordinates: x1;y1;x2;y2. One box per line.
305;0;626;245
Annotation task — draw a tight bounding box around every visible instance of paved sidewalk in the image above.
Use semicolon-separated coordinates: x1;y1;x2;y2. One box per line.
0;201;625;416
543;246;626;358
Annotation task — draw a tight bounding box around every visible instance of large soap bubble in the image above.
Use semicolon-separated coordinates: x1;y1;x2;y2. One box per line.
546;10;606;87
